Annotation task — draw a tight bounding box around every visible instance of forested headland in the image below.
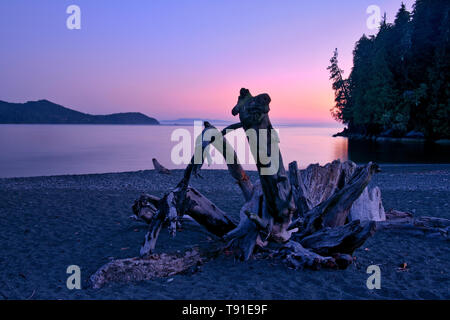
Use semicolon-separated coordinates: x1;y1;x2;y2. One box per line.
329;0;449;141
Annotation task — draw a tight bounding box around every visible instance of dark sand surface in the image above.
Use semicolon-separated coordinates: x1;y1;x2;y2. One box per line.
0;164;449;300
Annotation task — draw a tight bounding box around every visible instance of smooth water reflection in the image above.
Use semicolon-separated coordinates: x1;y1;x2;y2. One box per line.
0;124;448;178
0;125;347;178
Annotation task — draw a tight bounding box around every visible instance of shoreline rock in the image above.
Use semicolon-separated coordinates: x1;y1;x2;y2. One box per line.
333;129;438;143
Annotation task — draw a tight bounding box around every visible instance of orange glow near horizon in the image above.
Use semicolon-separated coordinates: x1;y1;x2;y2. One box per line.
97;65;337;123
0;0;414;124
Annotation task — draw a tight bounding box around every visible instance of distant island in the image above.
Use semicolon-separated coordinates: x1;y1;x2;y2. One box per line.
0;100;159;125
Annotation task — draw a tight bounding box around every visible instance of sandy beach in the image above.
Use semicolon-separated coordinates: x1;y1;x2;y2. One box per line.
0;164;449;300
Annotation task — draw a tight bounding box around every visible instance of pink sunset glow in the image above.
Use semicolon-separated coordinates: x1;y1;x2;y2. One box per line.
0;0;415;124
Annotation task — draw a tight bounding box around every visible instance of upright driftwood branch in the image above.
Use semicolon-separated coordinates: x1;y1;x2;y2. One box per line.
231;89;295;224
203;122;253;201
224;89;297;260
140;122;252;256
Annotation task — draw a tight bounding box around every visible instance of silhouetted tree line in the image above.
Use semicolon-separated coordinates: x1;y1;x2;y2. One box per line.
329;0;449;140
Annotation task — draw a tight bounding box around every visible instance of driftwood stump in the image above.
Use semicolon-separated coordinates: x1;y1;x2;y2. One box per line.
90;88;448;288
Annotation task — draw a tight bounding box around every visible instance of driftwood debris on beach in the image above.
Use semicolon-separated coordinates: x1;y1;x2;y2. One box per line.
90;250;203;289
377;210;449;238
90;88;450;288
152;158;171;174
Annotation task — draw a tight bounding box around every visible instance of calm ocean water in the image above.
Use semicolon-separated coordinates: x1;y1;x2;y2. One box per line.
0;124;449;178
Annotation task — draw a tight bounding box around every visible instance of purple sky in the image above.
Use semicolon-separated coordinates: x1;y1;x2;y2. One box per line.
0;0;415;123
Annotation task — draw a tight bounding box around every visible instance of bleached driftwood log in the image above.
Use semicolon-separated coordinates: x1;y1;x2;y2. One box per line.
278;241;338;270
90;249;204;289
349;186;385;221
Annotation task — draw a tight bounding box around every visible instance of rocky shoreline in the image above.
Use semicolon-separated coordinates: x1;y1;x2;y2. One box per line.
333;128;450;144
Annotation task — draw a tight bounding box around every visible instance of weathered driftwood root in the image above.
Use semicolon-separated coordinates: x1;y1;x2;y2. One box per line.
140;121;252;256
290;162;381;237
267;161;381;270
202;122;254;201
277;241;353;270
377;209;449;239
278;241;337;270
277;217;375;271
288;159;385;222
224;89;296;260
133;188;237;237
152;158;171;174
131;194;160;224
287;161;445;241
223;181;275;260
91;89;388;287
139;89;380;265
299;220;376;255
288;160;356;218
90;249;204;289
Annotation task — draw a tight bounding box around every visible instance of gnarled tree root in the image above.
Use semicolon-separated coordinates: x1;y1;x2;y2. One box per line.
289;162;380;237
277;241;353;270
298;220;376;255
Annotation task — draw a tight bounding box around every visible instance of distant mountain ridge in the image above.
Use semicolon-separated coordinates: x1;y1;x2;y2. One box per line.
0;100;159;125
